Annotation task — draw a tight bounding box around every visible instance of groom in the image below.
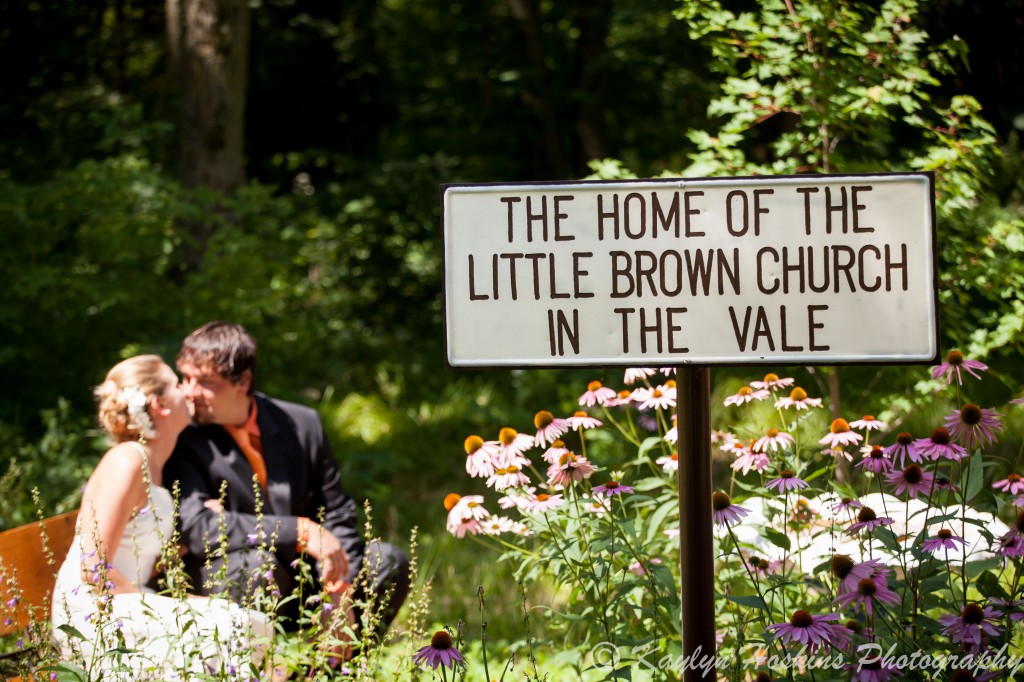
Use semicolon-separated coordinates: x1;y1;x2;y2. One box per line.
166;321;409;636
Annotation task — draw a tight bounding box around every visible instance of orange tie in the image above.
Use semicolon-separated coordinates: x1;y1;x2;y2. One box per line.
226;426;268;490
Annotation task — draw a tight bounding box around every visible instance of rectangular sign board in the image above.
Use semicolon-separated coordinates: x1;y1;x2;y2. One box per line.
442;172;937;367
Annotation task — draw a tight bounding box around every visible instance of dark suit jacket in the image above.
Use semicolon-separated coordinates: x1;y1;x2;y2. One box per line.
166;392;360;580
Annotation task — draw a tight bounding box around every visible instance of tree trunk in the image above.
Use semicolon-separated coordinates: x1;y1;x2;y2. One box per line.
166;0;249;268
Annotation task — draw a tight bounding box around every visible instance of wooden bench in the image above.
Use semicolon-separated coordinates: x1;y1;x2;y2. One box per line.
0;510;79;681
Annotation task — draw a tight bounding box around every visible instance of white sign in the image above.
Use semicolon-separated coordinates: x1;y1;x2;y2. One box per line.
442;173;937;367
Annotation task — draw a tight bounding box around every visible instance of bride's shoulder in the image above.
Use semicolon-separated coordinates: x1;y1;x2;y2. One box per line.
92;442;148;484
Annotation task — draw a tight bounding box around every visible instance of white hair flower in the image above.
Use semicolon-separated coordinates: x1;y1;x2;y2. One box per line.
121;385;157;440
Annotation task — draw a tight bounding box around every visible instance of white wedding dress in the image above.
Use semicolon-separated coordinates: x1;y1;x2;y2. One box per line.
52;444;270;679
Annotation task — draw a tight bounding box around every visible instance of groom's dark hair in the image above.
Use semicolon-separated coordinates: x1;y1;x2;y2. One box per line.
178;321;258;394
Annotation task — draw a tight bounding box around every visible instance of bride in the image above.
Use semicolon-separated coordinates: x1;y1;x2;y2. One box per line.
51;355;271;679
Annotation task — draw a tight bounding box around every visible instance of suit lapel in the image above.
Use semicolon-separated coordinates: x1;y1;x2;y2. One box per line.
254;394;293;515
207;428;262;510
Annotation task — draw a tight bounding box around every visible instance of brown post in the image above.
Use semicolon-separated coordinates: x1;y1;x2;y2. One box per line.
677;365;715;679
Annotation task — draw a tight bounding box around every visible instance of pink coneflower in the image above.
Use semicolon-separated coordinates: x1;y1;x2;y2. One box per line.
744;555;782;579
592;480;634;497
480;516;515;535
464;435;500;478
731;448;771;476
496;427;534;468
846;506;895;535
711;491;749;527
568;411;603;430
766;470;809;493
855;445;892;474
724;385;770;406
750;372;795;390
989;597;1024;623
831;497;863;515
414;630;464;670
656;452;679;473
833;576;901;617
774;386;823;410
921;529;967;554
632;382;677;410
541;439;570;465
546;452;597;487
944;404;1003;450
850;415;889;432
444;494;488;535
765;610;851;654
525;492;564;512
993;473;1024;496
882;432;922;468
831;556;888;595
497;486;534;510
627;557;664;576
486;465;530;491
885;464;935;499
578;380;617;407
753;428;795;453
623;367;656;385
931;349;988;385
449;516;482;538
915;427;968;462
995;513;1024;559
820;419;864;448
937;602;1002;653
533;410;569;447
607;389;633;407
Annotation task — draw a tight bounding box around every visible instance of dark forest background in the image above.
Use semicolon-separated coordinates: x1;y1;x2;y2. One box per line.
1;0;1023;556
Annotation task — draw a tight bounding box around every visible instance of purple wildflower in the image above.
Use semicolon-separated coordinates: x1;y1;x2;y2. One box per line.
846;507;894;536
766;610;851;654
855;445;892;474
413;630;464;670
833;576;901;617
920;529;967;554
832;557;888;596
766;470;809;493
820;418;863;448
711;491;749;528
994;473;1024;496
937;602;1002;653
915;428;968;462
944;404;1003;450
882;431;922;468
591;480;635;497
885;464;935;499
931;349;988;384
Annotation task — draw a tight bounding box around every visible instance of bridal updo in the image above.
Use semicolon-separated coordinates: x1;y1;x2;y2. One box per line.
94;355;167;441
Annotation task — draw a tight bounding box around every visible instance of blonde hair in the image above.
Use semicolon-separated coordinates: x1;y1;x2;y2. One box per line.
94;355;167;442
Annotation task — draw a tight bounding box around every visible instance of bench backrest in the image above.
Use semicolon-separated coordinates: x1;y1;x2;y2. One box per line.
0;510;79;636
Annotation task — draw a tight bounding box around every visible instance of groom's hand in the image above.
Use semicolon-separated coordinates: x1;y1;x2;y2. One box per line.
298;518;349;585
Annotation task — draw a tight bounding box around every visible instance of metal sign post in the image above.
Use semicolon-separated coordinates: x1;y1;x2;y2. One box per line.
678;366;714;680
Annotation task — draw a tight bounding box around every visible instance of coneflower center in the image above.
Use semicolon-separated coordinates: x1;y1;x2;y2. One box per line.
830;554;854;579
960;404;982;426
780;470;795;479
869;446;884;458
535;493;550;502
857;578;877;596
862;415;876;422
766;428;779;438
763;373;779;383
930;428;951;445
534;411;554;429
789;387;807;401
464;435;484;454
903;464;923;484
558;452;577;466
937;529;953;539
430;630;454;649
738;387;753;397
670;453;678;461
712;491;732;511
499;427;518;445
946;349;964;366
1016;512;1024;534
789;610;813;627
603;481;621;490
587;380;604;392
652;389;663;398
896;431;914;445
830;418;851;433
857;507;877;523
551;439;565;449
572;411;588;419
961;602;984;624
665;379;676;389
